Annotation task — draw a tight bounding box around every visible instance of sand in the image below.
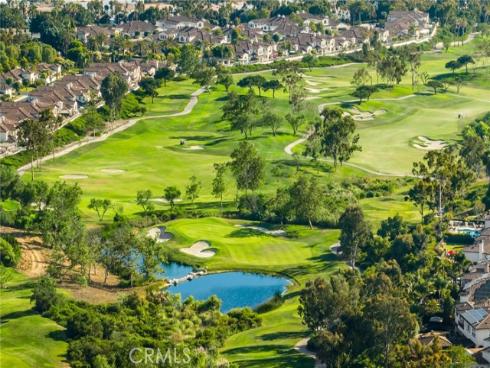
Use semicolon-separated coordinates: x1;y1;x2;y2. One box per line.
150;198;182;204
183;145;204;150
412;136;447;151
237;225;287;236
147;226;172;242
180;241;215;258
60;174;88;179
100;169;126;174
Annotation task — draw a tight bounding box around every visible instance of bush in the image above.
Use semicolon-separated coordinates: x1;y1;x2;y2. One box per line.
255;292;284;313
0;236;21;267
30;276;60;314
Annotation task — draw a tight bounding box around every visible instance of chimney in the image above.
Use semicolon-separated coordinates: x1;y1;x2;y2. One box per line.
480;239;485;261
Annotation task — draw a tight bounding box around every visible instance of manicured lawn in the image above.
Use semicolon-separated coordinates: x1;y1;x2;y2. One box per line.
162;217;342;367
0;271;68;368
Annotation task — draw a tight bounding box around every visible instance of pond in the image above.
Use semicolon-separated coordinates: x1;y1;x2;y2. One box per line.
136;259;291;312
166;269;291;312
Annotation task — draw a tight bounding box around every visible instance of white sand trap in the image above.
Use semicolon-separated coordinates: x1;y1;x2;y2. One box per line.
101;169;125;174
374;110;386;116
305;79;319;86
151;198;183;204
183;145;204;150
306;87;321;93
413;136;447;151
155;145;163;149
60;174;88;179
237;225;286;236
147;226;172;243
180;241;215;258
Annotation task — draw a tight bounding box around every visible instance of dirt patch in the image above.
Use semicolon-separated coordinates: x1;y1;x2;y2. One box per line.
60;174;88;180
180;241;215;258
100;169;125;174
412;136;447;151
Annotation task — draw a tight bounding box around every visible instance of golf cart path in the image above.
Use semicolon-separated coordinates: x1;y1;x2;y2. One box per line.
294;338;325;368
17;87;206;174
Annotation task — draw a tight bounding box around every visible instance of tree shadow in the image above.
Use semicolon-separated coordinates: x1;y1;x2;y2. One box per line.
47;329;67;342
166;94;190;100
1;308;36;322
261;331;307;341
227;228;268;238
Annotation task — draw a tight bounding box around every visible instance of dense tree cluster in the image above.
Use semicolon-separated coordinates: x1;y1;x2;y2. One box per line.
31;279;261;368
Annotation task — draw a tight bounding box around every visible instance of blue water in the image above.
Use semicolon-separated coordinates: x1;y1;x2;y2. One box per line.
167;271;290;312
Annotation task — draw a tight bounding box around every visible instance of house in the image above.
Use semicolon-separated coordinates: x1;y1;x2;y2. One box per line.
118;20;156;39
76;25;111;44
297;12;330;27
37;63;62;84
455;307;490;348
286;34;335;56
385;9;431;40
157;16;207;30
248;16;300;38
464;215;490;263
0;80;15;97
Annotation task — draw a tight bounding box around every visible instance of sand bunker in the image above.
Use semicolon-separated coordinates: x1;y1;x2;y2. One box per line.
147;226;172;242
183;145;204;150
151;198;182;204
347;108;385;121
305;79;319;86
60;174;88;180
180;241;215;258
100;169;125;174
412;136;447;151
237;225;286;236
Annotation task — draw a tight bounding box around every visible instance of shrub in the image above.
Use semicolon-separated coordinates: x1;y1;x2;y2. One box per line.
0;236;21;267
255;292;284;313
30;276;60;314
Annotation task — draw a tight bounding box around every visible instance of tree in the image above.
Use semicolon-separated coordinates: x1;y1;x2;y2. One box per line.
405;47;421;90
306;107;361;169
262;79;282;98
285;113;304;136
136;190;154;215
426;79;445;94
66;40;89;68
88;198;111;221
212;163;226;211
445;60;462;75
217;71;233;92
364;293;418;366
229;141;264;193
100;72;128;122
261;112;282;136
191;65;215;91
185;175;201;205
302;54;317;71
18;117;51;181
84;106;104;137
163;186;181;209
139;77;161;103
351;67;371;88
457;54;475;73
137;236;162;281
299;275;360;331
339;206;371;269
30;276;59;313
177;44;199;75
0;266;13;289
154;67;175;86
352;85;375;103
238;75;266;96
273;61;303;103
288;176;323;229
222;91;262;138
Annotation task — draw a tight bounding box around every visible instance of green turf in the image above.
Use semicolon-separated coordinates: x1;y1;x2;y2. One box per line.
161;217;342;367
0;271;68;368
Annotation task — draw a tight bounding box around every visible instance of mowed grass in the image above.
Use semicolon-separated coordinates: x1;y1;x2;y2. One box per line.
162;217;342;367
0;271;68;368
